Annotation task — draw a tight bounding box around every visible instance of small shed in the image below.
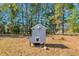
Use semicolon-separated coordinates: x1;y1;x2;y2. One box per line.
30;24;46;47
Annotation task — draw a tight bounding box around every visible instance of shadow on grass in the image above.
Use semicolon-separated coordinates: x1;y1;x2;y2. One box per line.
46;44;69;49
0;34;26;38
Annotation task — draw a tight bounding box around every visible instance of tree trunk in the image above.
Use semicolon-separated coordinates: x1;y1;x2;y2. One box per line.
62;4;64;35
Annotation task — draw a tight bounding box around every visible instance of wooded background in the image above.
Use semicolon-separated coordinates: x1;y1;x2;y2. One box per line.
0;3;79;35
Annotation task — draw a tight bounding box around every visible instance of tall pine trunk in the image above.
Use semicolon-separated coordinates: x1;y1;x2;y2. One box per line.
62;4;64;35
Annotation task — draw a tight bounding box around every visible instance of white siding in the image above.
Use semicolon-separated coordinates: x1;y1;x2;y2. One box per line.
30;24;46;44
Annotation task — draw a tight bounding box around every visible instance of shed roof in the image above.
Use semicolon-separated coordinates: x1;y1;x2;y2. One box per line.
31;24;46;30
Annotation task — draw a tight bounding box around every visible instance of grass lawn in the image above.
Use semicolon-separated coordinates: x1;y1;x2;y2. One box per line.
0;35;79;56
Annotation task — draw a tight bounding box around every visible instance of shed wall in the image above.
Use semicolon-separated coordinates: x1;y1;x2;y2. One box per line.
31;28;46;43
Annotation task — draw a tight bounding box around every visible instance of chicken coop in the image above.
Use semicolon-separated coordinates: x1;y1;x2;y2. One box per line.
29;24;46;47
